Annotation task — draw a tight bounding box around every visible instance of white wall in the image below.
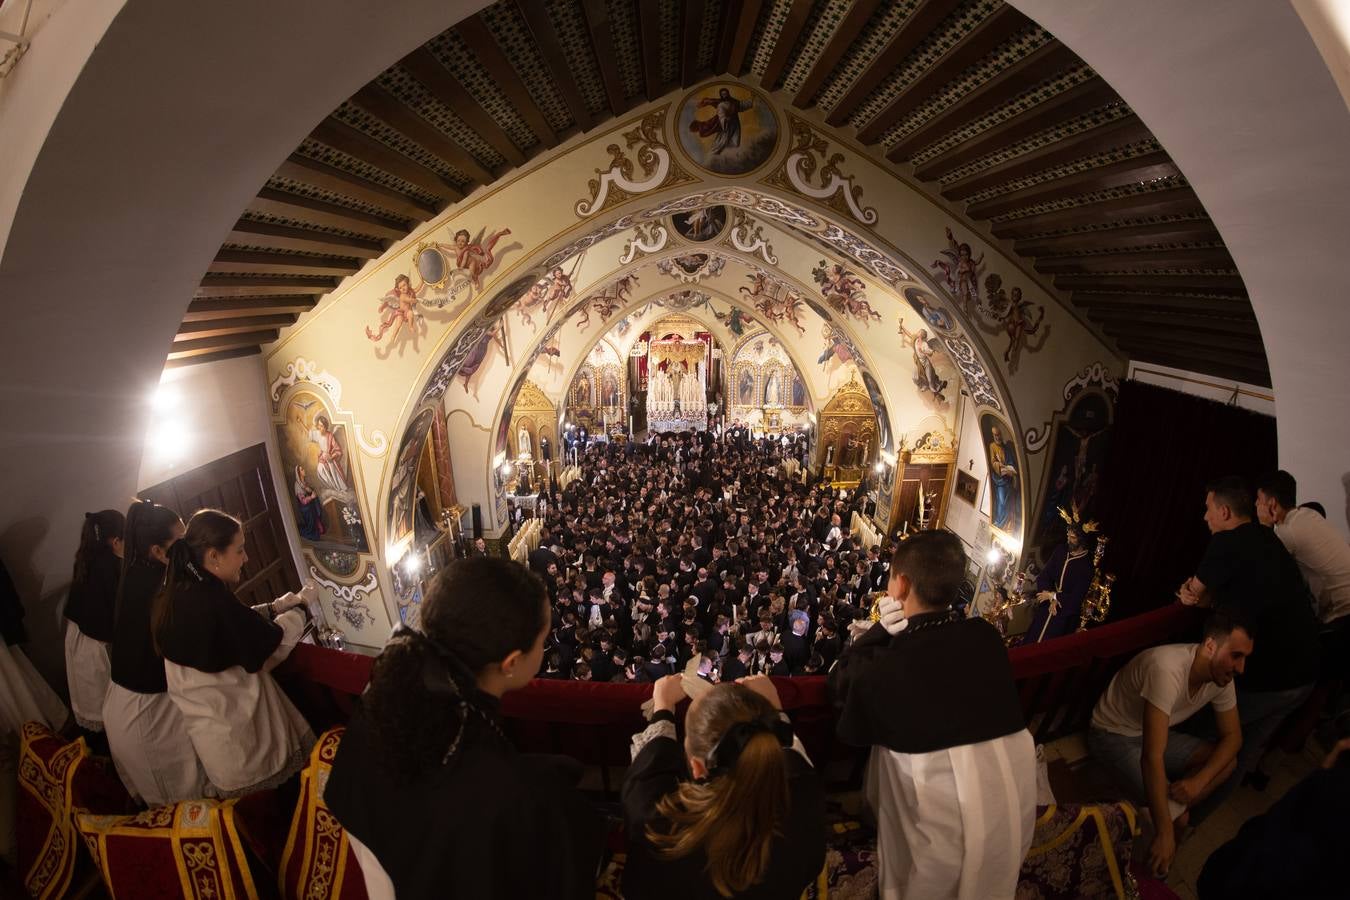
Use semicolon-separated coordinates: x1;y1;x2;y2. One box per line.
1011;0;1350;538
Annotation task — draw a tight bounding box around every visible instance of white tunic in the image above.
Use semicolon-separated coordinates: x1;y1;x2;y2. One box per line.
866;728;1037;900
0;642;68;737
165;609;313;797
102;682;207;805
63;620;111;731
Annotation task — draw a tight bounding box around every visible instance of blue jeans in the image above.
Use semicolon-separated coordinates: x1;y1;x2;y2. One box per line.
1088;726;1210;808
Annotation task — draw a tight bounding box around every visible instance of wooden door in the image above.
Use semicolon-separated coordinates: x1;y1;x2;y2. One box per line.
140;444;300;608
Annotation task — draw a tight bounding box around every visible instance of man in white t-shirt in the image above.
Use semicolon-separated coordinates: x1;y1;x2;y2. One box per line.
1089;613;1250;878
1256;470;1350;627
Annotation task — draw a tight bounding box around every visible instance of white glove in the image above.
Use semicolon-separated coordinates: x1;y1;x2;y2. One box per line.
846;619;874;641
877;597;909;636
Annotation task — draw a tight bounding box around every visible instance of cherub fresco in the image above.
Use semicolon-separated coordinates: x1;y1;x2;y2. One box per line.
817;324;854;368
576;273;640;329
452;227;511;291
515;265;575;329
932;226;985;314
983;274;1050;374
740;272;806;336
812;262;881;325
458;322;509;400
365;273;429;350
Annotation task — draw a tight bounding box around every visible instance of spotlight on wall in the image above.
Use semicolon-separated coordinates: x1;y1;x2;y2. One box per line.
151;383;181;414
402;554;423;576
986;546;1003;566
873;462;884;473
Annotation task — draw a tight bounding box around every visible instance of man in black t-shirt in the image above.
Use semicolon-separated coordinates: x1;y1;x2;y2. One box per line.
1180;476;1319;799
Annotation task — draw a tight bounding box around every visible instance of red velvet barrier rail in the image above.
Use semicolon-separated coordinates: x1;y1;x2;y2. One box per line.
275;603;1202;773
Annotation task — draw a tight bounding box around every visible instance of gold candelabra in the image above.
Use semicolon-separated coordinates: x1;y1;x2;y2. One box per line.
1078;536;1115;630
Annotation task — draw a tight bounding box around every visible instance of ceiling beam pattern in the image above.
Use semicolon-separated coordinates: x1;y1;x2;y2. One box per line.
174;0;1263;384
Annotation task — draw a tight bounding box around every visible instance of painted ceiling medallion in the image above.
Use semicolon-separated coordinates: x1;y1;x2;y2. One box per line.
675;82;780;177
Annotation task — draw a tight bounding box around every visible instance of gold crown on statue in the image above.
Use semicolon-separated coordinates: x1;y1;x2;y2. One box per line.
1058;504;1099;533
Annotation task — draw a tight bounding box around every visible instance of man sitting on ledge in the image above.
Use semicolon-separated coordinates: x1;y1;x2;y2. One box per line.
830;530;1036;900
1088;612;1249;878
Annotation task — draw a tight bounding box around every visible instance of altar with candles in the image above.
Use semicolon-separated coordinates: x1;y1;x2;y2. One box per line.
646;337;709;432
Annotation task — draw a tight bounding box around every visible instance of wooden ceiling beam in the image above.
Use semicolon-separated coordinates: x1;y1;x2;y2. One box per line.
965;153;1177;218
347;85;495;185
310;117;466;201
399;48;528;168
1036;247;1236;274
227;220;385;259
163;347;262;370
913;78;1119;180
681;0;708;87
638;0;666;99
990;187;1206;239
1069;292;1253;316
721;0;764;75
194;277;334;299
175;315;299;341
166;330;282;359
943;115;1154;198
183;297;319;322
456;14;559;148
1054;273;1246;293
793;0;882;107
514;0;596;130
857;4;1031;145
1117;346;1271;387
579;0;631;115
207;251;361;278
248;190;408;241
1015;220;1219;256
275;155;436;221
1100;321;1265;353
886;40;1078;161
759;0;814;90
825;0;957;127
1085;306;1261;336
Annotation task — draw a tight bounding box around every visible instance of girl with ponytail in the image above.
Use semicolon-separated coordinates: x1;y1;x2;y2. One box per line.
325;556;604;900
63;508;125;734
153;508;315;800
102;499;206;804
621;674;825;899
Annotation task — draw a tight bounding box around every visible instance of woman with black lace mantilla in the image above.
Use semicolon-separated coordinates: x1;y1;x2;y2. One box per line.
325;556;604;900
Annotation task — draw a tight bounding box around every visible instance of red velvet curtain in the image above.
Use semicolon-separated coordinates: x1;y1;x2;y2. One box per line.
1094;379;1277;619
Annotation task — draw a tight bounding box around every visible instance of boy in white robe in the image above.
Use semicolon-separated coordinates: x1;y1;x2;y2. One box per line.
830;530;1036;900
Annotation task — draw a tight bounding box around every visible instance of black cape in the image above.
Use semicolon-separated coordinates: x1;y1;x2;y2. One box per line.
325;693;603;900
156;572;281;674
65;548;121;642
829;612;1026;754
111;560;169;693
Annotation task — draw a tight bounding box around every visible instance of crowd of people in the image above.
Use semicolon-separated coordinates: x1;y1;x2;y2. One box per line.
10;423;1348;898
526;430;886;686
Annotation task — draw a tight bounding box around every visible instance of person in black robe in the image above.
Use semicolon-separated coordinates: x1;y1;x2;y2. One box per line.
325;557;603;900
1021;519;1095;644
63;508;125;736
621;674;825;899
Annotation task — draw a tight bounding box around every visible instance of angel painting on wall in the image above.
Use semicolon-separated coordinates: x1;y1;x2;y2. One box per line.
365;273;430;350
713;303;752;337
812;262;881;325
515;265;575;329
452;227;511;291
983;274;1050;374
577;273;640;329
310;415;350;494
457;322;509;399
899;321;950;406
740;272;806;336
932;226;985;314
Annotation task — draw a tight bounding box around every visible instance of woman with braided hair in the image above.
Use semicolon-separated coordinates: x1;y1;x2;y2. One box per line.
620;673;825;899
325;556;603;900
63;508;125;736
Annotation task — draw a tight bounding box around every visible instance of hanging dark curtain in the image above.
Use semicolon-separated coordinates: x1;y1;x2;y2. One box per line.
1095;380;1276;619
